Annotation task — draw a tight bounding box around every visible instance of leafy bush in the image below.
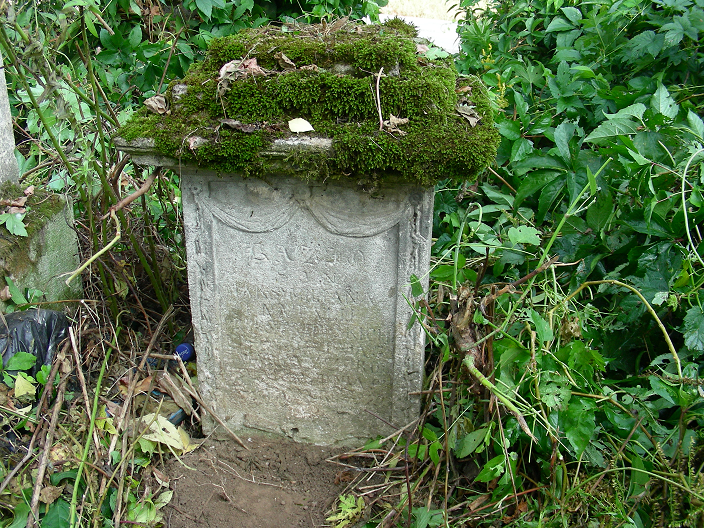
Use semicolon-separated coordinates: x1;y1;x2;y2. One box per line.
405;0;704;524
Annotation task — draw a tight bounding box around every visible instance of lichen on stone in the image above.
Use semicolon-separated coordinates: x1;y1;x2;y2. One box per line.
116;18;499;186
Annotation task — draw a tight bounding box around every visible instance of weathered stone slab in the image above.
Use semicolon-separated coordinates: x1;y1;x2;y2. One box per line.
179;169;432;445
0;54;19;183
0;188;82;309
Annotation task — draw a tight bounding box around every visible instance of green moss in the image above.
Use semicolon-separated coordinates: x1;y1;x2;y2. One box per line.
0;182;66;279
116;19;499;186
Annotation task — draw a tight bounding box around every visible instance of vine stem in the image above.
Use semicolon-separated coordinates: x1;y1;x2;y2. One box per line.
65;209;120;286
548;279;682;378
462;355;537;442
69;335;114;528
375;67;384;130
681;147;704;269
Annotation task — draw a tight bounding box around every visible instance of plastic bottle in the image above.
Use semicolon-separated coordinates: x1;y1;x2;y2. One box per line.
175;342;195;361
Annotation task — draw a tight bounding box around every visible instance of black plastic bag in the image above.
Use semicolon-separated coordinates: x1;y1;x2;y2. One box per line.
0;309;70;376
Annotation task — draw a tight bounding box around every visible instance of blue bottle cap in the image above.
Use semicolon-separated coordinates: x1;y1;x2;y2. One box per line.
175;342;194;361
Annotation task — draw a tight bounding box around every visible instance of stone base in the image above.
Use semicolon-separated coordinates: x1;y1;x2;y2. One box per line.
180;170;433;445
0;194;82;309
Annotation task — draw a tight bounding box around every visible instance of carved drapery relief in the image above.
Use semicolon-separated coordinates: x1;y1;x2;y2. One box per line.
202;178;411;237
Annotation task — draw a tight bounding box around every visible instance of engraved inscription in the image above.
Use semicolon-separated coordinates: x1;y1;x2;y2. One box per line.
211;204;399;439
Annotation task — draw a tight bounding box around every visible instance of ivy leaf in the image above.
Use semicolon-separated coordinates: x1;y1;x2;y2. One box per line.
128;25;142;49
545;16;573;32
540;378;571;409
561;6;582;23
475;454;506;482
649;375;677;405
584;119;639;144
5;277;28;305
410;274;424;297
508;225;541;245
5;351;38;371
624;31;664;60
195;0;213;19
603;103;646;121
687;110;704;138
562;397;596;457
529;309;554;343
651;84;679;119
412;507;445;528
683;305;704;353
7;503;30;528
455;428;488;458
0;212;28;236
496;119;522;141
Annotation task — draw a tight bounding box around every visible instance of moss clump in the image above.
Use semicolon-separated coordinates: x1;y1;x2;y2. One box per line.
117;19;499;185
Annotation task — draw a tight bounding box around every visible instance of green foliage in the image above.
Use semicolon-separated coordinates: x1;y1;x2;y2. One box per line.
399;0;704;524
0;212;27;237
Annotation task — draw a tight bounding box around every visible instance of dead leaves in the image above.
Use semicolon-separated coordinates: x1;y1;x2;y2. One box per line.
220;119;259;133
0;185;33;215
144;94;169;115
456;85;483;127
456;104;481;127
274;51;296;71
218;57;267;97
382;114;409;136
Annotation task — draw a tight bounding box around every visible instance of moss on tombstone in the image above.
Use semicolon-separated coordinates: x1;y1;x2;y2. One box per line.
117;19;499;186
0;182;67;284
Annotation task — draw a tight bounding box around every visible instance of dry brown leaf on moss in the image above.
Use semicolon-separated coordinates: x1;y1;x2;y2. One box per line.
275;52;296;70
219;58;266;80
383;114;409;135
187;136;208;151
24;185;34;196
300;64;319;72
416;43;429;54
220;119;259;133
456;104;481;127
144;95;169;115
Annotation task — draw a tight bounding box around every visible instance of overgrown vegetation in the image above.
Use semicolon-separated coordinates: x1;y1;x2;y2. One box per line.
1;0;703;525
331;0;704;525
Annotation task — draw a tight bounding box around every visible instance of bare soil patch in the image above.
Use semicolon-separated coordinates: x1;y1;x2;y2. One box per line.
163;436;347;528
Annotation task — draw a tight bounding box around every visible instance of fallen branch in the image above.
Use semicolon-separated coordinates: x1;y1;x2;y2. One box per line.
375;67;384;130
175;356;249;450
462;354;537;442
100;166;161;221
479;255;559;316
0;341;69;496
27;366;70;527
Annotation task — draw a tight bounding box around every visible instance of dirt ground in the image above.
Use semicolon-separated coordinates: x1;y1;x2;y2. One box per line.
163;436;349;528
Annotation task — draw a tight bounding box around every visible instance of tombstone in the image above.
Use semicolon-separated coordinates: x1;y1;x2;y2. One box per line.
115;20;498;445
0;54;19;183
0;53;81;307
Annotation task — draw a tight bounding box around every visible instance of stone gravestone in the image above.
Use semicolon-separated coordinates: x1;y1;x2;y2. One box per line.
186;169;431;444
0;53;82;308
0;53;19;183
116;20;499;444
